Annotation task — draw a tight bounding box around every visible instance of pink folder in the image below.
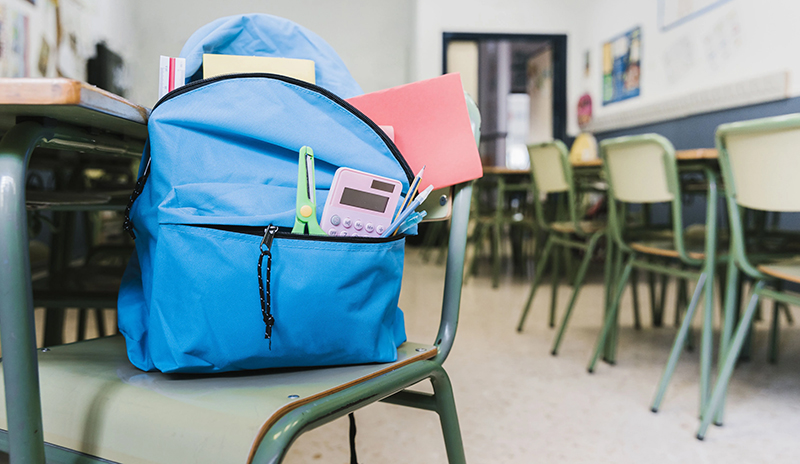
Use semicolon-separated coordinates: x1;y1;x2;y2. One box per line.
346;73;483;191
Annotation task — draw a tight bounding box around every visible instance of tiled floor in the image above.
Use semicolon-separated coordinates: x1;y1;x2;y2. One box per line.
3;248;800;463
282;249;800;463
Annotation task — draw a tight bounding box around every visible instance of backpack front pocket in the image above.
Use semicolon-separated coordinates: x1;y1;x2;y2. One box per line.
137;222;405;373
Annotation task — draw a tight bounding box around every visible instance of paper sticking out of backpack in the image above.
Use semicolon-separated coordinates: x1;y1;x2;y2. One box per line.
202;53;315;84
159;56;186;99
346;73;483;191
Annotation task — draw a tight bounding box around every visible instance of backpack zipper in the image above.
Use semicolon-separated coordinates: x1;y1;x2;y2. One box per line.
123;73;414;239
152;72;413;182
195;224;405;243
258;225;279;347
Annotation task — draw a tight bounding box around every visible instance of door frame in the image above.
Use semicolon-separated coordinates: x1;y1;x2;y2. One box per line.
442;32;568;144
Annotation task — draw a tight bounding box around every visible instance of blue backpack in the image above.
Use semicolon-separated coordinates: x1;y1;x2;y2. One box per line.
118;14;411;373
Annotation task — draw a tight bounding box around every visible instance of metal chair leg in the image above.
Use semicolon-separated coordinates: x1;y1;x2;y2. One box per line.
431;367;467;464
714;255;739;426
649;271;662;326
589;253;635;373
491;222;502;288
551;235;601;355
630;269;642;330
768;301;780;364
604;243;624;363
517;237;555;332
549;245;562;328
650;273;707;412
698;283;764;440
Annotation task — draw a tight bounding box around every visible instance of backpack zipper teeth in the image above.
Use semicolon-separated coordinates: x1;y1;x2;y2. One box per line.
151;72;414;184
125;73;416;239
191;224;405;243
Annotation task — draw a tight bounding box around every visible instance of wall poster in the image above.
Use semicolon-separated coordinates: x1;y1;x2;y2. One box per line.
602;26;640;106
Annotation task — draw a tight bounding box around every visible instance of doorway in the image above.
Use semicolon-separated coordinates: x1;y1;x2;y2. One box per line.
443;32;568;168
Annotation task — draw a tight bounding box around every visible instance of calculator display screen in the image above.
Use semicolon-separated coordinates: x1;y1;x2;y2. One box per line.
340;187;389;213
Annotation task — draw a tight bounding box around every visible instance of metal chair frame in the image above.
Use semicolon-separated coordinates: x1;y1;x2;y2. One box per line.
586;134;722;421
697;113;800;439
516;140;607;356
0;115;477;462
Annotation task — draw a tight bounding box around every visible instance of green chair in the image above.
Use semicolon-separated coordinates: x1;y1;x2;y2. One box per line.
698;114;800;439
466;173;535;287
516;141;607;356
587;134;722;418
0;106;481;464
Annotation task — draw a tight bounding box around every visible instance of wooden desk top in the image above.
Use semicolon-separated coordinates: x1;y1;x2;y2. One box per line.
483;149;719;173
571;148;719;168
0;78;149;139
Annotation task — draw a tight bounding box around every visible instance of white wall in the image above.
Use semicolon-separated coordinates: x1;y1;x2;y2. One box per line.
577;0;800;125
412;0;591;136
127;0;414;107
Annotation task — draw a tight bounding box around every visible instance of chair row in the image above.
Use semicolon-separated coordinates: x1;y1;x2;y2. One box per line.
516;113;800;440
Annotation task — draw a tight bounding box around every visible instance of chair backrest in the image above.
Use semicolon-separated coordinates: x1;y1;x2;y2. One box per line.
600;134;693;261
602;135;676;204
717;114;800;212
715;114;800;279
529;141;570;194
528;140;585;233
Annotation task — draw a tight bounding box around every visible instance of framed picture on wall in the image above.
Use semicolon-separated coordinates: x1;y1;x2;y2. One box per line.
659;0;732;31
602;26;640;106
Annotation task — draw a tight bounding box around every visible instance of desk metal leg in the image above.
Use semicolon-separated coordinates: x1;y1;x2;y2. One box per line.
0;122;53;464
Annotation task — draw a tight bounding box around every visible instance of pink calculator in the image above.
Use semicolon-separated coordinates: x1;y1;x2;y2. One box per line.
320;167;403;237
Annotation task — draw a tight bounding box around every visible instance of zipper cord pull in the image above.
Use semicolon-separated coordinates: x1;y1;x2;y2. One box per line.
122;157;152;240
258;225;279;349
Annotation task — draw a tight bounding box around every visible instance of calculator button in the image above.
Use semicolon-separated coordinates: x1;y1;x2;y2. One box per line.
343;217;352;228
339;231;348;236
354;220;363;230
365;223;374;233
330;215;341;226
351;233;359;237
376;225;385;235
328;229;337;236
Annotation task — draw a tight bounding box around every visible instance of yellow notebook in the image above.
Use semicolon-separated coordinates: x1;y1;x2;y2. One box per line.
202;54;315;84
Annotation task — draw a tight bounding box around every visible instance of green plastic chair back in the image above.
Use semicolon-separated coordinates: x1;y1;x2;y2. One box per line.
716;113;800;278
600;134;695;264
527;140;587;236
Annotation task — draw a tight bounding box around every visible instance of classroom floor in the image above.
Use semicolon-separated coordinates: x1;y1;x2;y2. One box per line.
2;248;799;463
282;248;800;464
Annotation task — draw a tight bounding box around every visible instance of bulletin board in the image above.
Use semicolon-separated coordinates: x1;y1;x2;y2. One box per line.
602;26;640;106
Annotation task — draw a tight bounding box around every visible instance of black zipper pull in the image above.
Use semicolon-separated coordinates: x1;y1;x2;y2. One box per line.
122;157;151;240
258;225;279;348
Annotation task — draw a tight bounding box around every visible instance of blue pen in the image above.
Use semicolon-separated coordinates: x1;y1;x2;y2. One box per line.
397;211;427;235
383;184;434;237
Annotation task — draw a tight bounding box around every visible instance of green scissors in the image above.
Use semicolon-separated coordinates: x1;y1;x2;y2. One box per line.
292;146;326;235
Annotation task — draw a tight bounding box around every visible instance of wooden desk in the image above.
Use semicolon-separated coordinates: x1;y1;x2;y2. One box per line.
483;149;719;173
0;78;148;461
571;148;719;168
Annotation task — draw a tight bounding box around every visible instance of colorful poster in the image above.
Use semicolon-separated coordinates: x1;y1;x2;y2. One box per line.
602;26;640;106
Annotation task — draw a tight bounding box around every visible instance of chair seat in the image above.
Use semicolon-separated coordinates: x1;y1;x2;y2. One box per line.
0;335;435;464
758;258;800;284
550;220;605;234
628;225;728;260
629;240;706;260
